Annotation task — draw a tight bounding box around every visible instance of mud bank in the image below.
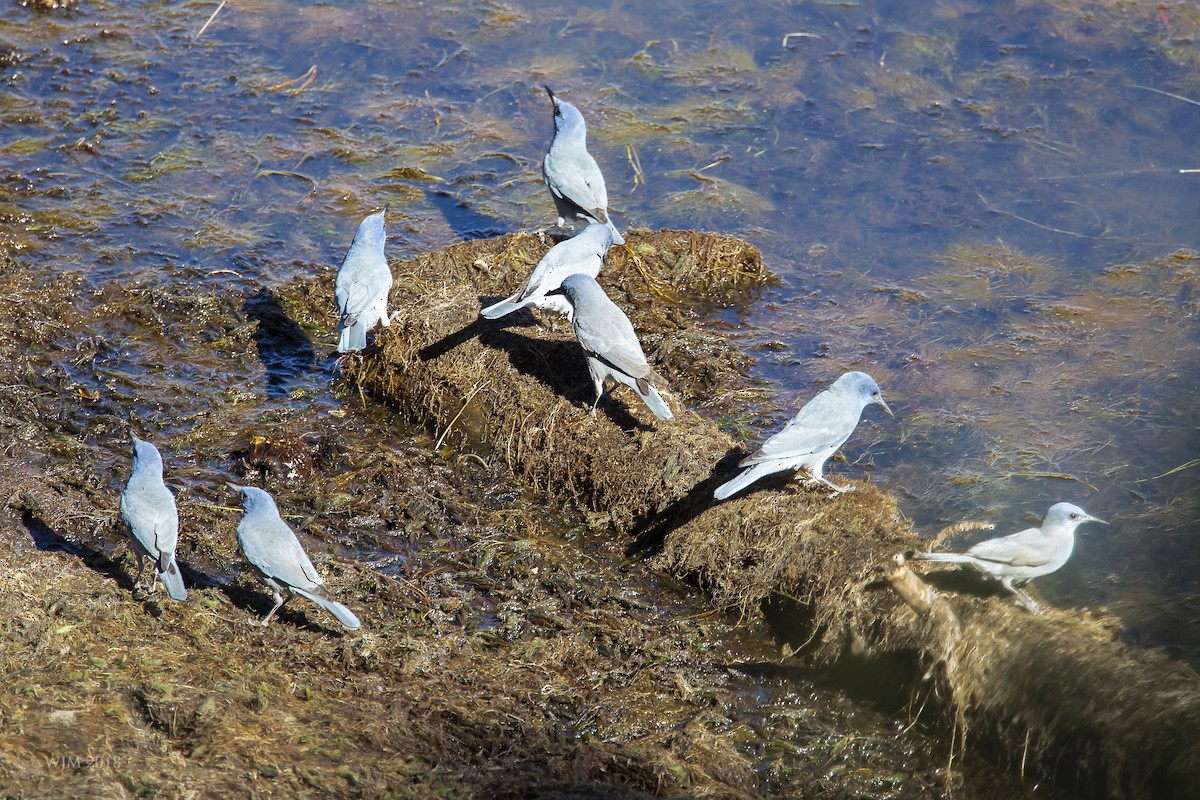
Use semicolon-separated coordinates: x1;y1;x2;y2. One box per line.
330;229;1200;799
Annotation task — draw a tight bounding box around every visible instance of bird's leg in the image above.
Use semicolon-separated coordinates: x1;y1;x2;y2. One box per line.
1005;580;1043;614
252;587;287;627
131;553;149;594
588;377;607;418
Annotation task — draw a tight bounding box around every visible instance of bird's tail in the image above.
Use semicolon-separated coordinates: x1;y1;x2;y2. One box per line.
911;552;976;564
606;220;625;246
713;463;772;501
635;382;673;421
480;292;527;320
158;557;187;602
292;586;361;631
338;318;368;353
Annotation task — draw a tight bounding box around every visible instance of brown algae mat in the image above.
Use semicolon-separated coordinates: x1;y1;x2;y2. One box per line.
319;228;1200;799
0;238;1000;799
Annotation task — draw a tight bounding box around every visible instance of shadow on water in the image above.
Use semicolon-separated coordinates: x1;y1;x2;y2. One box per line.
425;189;513;241
243;288;318;398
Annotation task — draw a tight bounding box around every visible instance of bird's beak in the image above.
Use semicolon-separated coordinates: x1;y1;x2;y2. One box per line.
225;482;243;494
544;85;557;103
876;396;894;417
1083;513;1108;526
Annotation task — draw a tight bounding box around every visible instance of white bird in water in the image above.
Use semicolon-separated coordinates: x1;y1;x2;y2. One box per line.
912;502;1106;613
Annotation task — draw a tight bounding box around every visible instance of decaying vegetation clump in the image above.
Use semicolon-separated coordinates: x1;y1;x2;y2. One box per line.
0;242;1001;799
1;228;1197;798
324;228;1200;799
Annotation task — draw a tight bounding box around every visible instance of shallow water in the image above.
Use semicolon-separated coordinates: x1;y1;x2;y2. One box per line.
1;0;1196;785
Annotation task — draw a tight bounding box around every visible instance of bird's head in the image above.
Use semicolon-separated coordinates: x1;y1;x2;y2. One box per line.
129;434;163;470
226;482;275;514
545;87;585;134
351;207;387;249
1043;502;1106;531
840;371;893;416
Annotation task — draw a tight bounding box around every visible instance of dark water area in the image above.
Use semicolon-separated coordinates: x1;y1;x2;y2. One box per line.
1;0;1197;793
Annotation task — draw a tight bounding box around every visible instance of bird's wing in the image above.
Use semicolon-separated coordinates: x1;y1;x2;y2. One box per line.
743;391;859;465
573;303;650;380
522;249;602;301
121;487;176;556
150;512;179;564
336;257;391;319
549;152;609;219
966;528;1051;567
240;516;324;592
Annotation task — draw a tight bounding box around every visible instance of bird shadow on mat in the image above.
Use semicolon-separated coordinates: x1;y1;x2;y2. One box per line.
627;447;746;556
23;511;201;614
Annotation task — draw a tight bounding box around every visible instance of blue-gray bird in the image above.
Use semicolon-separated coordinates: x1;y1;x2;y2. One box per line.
542;87;624;245
335;208;392;353
227;483;360;631
481;222;614;321
557;273;672;420
912;502;1105;613
119;435;187;601
713;371;892;501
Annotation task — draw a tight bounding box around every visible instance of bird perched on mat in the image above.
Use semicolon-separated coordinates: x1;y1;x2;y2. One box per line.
227;483;360;631
542;87;624;245
335;207;392;353
556;273;672;420
481;222;614;321
713;371;892;501
119;435;187;601
911;502;1105;613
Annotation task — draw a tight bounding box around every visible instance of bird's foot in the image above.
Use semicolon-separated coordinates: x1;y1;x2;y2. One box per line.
1011;587;1044;614
803;478;854;498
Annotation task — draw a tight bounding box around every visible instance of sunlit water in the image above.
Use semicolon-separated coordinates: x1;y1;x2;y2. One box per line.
2;0;1196;671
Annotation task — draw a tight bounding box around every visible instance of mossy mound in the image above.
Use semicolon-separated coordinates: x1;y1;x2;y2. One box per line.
312;227;1200;799
328;229;772;531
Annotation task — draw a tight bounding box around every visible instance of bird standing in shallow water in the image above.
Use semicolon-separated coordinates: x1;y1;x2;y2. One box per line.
556;273;672;421
542;87;624;245
480;222;614;322
120;435;187;601
228;483;360;631
713;371;892;501
912;502;1105;613
335;208;392;353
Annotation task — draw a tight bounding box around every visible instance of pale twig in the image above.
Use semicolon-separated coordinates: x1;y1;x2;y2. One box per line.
195;0;229;41
977;193;1108;239
1128;83;1200;109
434;380;487;451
